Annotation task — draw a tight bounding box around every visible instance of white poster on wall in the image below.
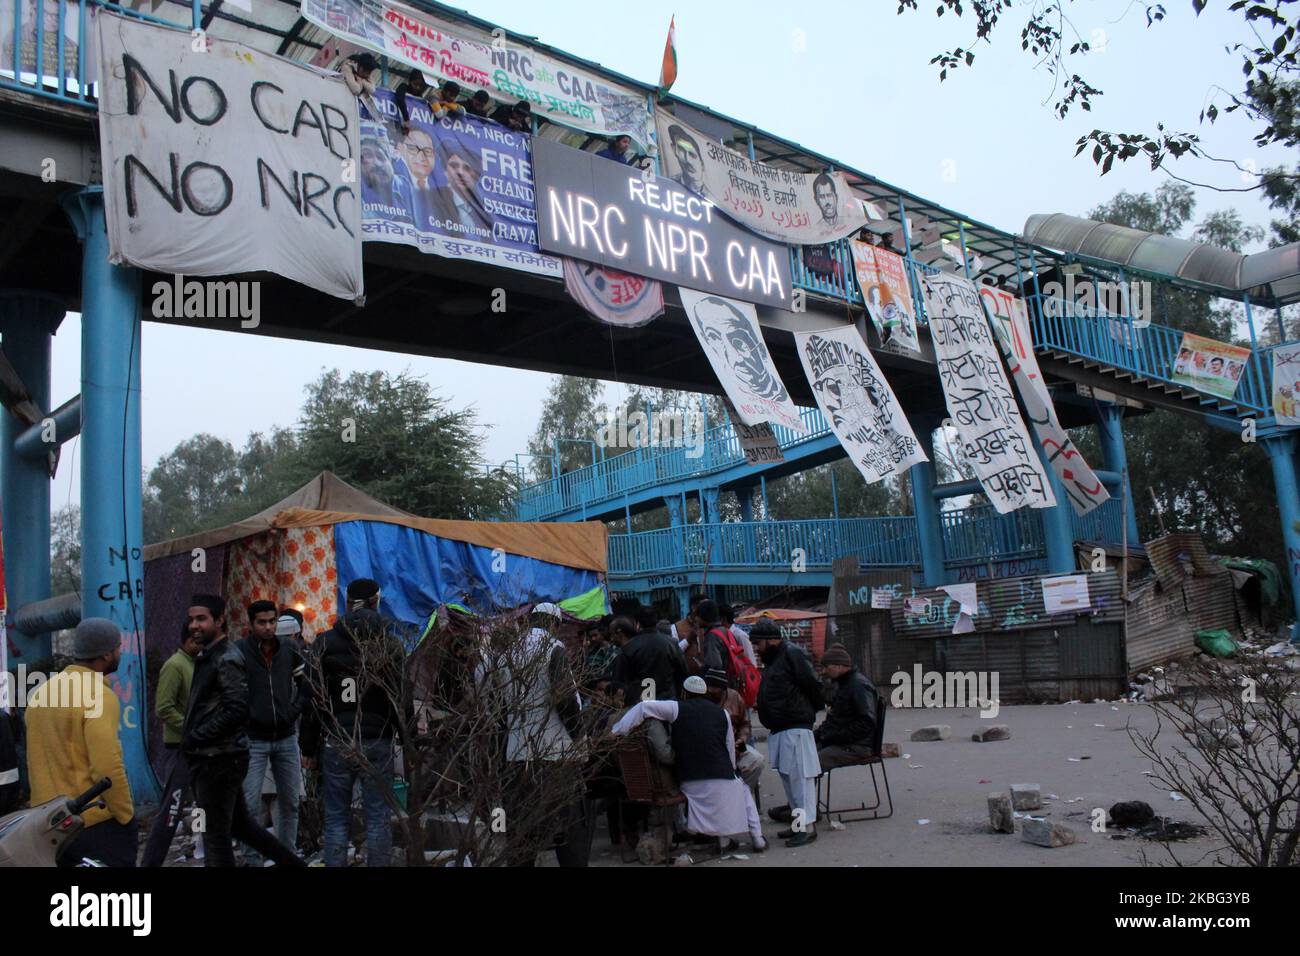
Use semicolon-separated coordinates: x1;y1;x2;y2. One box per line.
794;324;926;483
922;271;1055;513
97;13;364;302
680;288;803;432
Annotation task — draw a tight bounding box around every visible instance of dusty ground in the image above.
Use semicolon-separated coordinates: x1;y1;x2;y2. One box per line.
588;700;1227;867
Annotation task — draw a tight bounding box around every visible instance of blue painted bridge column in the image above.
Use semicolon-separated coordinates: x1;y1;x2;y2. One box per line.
0;292;63;665
63;187;156;803
1039;443;1077;574
1262;434;1300;640
909;421;945;585
1095;403;1140;544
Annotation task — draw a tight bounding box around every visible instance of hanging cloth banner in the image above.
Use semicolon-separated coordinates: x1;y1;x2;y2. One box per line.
979;287;1110;516
679;288;803;431
301;0;653;147
723;398;785;465
1272;343;1300;426
794;325;927;483
849;241;921;356
654;107;869;245
97;14;364;302
921;271;1056;513
562;257;664;328
1171;332;1250;400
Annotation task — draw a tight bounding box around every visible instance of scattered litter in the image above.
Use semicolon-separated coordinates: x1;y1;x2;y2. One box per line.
1169;792;1185;802
1065;798;1084;804
1110;706;1119;711
1066;725;1073;729
1134;817;1207;842
902;753;911;760
1012;811;1025;819
829;820;846;831
1093;723;1106;728
916;819;931;825
907;764;924;769
1067;757;1082;762
1063;700;1081;706
1141;771;1154;776
978;779;991;784
1047;794;1060;800
1264;641;1297;657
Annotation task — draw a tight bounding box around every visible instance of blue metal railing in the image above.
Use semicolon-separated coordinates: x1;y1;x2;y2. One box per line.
606;516;920;575
787;237;940;319
1;0;201;107
515;405;831;520
939;496;1125;568
1027;293;1269;415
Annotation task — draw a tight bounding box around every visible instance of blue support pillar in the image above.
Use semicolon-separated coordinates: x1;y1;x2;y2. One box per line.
909;423;945;585
738;486;754;523
63;187;156;803
1262;434;1300;640
1039;444;1077;574
1095;403;1140;544
0;291;63;664
665;494;684;527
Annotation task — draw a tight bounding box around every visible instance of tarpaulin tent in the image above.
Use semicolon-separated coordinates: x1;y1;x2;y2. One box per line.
139;472;607;788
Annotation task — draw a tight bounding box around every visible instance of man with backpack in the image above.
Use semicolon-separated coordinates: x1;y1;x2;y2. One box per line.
692;600;762;711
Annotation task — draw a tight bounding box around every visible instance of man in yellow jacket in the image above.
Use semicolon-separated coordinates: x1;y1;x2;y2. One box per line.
26;617;136;866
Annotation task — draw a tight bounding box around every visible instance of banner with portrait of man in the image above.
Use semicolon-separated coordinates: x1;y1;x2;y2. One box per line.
850;241;921;356
679;288;803;432
921;271;1056;513
359;89;561;277
795;325;926;484
655;107;868;245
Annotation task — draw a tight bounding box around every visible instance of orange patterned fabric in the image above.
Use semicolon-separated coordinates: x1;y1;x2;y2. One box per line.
223;526;338;642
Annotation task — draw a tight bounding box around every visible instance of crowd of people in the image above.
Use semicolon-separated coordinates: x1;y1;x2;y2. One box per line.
0;584;883;867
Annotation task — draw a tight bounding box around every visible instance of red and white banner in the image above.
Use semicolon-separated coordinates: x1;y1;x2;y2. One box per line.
850;241;921;356
980;287;1110;516
563;258;663;328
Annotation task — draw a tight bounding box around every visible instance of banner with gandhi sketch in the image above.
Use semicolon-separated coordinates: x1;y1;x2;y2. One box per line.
302;0;652;145
979;286;1109;515
655;107;868;245
680;288;803;431
850;241;921;356
795;325;927;484
922;272;1056;513
359;89;560;277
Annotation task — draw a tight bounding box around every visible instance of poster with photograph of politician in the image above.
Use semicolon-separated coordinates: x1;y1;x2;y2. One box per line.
655;107;868;245
358;89;561;277
680;288;803;432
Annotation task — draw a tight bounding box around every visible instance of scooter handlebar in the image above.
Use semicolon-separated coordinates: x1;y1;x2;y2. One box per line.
67;778;112;815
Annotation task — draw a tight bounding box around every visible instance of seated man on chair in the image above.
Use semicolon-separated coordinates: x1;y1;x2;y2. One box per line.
612;675;767;853
815;644;880;769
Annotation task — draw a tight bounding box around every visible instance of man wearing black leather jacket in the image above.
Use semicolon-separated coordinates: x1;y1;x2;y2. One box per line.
181;594;305;868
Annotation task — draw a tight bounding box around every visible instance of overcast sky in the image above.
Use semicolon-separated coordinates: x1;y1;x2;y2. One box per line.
47;0;1292;512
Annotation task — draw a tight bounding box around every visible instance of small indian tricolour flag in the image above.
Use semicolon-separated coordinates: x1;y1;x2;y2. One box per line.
658;16;678;94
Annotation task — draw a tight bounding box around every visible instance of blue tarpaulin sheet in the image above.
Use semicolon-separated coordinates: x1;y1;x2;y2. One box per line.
334;520;605;630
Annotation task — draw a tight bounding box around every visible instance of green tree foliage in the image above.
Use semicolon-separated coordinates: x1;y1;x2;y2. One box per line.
525;375;606;480
1068;186;1281;567
764;461;907;521
133;369;507;545
51;504;80;596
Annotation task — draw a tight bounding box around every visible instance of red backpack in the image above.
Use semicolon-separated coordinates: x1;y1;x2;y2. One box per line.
709;626;761;709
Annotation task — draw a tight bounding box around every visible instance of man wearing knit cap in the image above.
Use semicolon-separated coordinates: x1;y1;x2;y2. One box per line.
26;617;137;866
815;644;880;769
612;674;767;853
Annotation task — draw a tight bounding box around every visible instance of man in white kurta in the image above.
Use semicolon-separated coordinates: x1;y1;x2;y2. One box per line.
612;676;766;851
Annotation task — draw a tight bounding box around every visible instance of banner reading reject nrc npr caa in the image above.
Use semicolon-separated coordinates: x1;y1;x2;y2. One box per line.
533;138;792;310
97;14;364;302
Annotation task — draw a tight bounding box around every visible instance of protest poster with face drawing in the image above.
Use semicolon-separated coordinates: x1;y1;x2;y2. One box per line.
795;325;926;483
921;271;1056;513
679;289;803;431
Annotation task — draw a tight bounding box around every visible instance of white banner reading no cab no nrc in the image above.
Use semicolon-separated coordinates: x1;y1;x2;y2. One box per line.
97;14;364;302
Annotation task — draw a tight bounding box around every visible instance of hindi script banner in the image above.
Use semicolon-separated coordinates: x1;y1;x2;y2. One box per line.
922;272;1055;513
302;0;653;145
655;107;868;245
980;287;1109;515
